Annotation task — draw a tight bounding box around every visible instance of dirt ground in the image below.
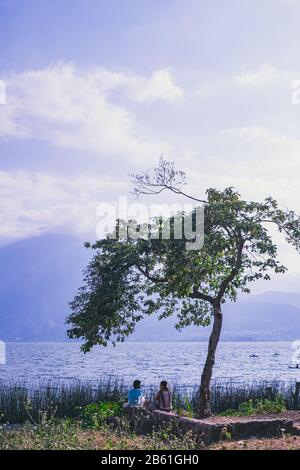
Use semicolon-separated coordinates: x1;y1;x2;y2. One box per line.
207;410;300;449
210;434;300;450
202;410;300;424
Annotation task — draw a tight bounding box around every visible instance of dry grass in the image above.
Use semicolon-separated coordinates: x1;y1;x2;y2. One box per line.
210;435;300;450
0;421;200;450
2;428;300;450
2;420;300;450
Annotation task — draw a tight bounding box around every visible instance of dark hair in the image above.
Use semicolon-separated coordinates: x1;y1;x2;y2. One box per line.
160;380;168;390
133;380;141;389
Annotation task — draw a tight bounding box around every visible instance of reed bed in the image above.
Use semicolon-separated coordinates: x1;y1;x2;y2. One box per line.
0;378;298;424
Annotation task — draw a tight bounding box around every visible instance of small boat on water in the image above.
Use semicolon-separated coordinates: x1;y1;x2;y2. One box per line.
249;354;259;358
288;364;300;369
273;353;280;356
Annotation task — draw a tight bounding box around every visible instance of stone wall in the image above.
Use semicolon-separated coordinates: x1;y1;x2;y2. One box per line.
123;407;294;444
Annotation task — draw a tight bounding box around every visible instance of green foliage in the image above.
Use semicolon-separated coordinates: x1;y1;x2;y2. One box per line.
146;424;199;450
67;161;300;351
0;421;84;450
0;379;127;424
0;379;295;425
66;159;300;417
0;418;201;451
176;395;194;418
81;401;122;429
221;396;286;417
221;425;232;441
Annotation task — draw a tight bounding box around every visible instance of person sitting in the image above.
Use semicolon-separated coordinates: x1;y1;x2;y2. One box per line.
126;379;145;407
155;380;172;412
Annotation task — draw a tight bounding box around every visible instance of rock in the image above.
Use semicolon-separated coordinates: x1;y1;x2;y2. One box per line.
122;408;297;445
123;406;152;434
150;410;295;445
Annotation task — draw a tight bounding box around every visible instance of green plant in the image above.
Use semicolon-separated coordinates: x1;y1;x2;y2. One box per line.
81;401;123;429
221;395;286;417
143;423;200;450
177;395;194;418
221;425;232;441
67;158;300;418
0;378;296;425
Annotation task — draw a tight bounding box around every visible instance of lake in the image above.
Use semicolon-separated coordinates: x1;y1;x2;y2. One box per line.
0;341;300;386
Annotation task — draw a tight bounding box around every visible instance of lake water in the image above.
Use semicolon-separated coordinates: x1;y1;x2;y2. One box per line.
1;341;300;387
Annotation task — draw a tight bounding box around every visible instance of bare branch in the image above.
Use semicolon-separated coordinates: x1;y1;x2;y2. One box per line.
130;157;207;204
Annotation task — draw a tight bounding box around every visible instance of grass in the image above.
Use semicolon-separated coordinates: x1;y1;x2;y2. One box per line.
220;396;287;417
0;379;299;450
0;417;200;450
1;414;300;450
0;377;299;424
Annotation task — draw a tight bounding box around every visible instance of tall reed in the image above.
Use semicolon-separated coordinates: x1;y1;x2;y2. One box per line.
0;378;297;424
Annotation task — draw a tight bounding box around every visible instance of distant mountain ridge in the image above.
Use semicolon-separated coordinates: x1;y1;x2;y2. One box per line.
247;291;300;309
0;234;91;341
0;234;299;342
131;300;300;342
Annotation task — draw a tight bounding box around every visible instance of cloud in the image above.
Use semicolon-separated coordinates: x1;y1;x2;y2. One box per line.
0;63;184;161
0;170;127;246
1;61;300;283
128;68;184;103
223;126;300;178
234;64;278;87
181;125;300;212
82;67;184;103
0;63;186;246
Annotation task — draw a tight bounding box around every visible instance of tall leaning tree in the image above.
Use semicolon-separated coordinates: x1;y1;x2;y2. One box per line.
67;159;300;418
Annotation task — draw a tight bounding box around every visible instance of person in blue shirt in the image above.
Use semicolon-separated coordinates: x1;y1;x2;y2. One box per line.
127;379;144;406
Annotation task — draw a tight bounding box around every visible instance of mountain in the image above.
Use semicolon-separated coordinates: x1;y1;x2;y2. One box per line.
246;291;300;309
131;300;300;342
0;234;91;341
132;292;300;341
0;234;300;341
221;300;300;341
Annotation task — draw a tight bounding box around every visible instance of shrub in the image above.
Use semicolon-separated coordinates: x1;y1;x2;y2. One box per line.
81;401;123;429
221;395;286;417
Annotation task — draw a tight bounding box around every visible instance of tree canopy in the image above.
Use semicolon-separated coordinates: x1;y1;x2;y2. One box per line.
67;185;300;352
67;160;300;416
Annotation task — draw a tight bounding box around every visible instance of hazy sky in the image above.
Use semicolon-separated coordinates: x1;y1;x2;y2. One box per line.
1;0;300;291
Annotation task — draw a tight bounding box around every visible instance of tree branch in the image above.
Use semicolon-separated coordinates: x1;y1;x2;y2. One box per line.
216;239;245;304
189;287;214;304
136;266;167;284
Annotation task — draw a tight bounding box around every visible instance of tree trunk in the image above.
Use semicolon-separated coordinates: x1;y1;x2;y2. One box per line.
197;302;223;418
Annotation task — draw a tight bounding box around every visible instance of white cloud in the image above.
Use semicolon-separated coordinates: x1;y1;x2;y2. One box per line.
0;63;184;161
0;63;186;246
83;67;184;102
1;61;300;288
0;170;127;246
223;126;300;179
129;68;184;103
234;64;278;87
182;125;300;214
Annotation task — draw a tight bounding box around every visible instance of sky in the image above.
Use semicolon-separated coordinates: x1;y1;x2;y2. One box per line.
1;0;300;292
